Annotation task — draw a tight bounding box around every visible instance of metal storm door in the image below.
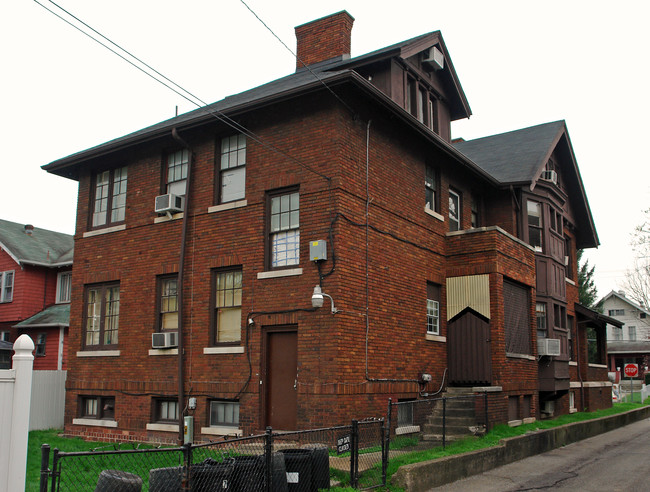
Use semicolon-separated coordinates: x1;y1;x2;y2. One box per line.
264;328;298;430
448;309;492;385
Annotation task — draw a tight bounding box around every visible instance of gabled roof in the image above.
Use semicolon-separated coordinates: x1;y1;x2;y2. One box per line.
13;303;70;328
453;121;566;184
0;218;73;267
599;290;650;315
331;31;471;120
454;121;599;249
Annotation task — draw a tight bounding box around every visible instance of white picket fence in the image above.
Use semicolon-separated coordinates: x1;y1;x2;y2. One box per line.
0;335;35;492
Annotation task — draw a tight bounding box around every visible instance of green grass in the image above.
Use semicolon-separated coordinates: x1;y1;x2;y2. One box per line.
28;401;649;491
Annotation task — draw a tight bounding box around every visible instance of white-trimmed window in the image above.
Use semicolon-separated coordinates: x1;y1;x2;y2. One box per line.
527;200;543;251
155;399;179;423
157;276;178;332
269;190;300;268
166;149;190;197
427;283;441;335
0;271;14;302
84;283;120;348
449;189;461;232
612;326;623;341
212;269;242;344
56;271;72;304
0;331;9;342
210;400;239;427
219;135;246;203
92;167;127;228
608;309;625;316
425;164;439;213
629;326;637;341
80;395;115;420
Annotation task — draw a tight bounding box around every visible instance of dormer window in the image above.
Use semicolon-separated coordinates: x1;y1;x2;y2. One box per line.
406;76;436;131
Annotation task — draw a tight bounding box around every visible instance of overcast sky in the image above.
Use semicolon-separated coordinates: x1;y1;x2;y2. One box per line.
3;0;649;297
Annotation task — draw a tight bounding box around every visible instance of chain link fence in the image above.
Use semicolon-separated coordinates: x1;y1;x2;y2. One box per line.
41;419;387;491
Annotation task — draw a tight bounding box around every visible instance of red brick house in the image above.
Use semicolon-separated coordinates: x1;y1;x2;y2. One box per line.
0;219;73;370
43;11;612;443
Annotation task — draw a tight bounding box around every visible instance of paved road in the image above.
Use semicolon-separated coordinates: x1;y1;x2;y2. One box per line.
429;417;650;491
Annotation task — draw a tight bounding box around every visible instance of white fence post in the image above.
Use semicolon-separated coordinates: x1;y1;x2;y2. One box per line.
7;335;35;492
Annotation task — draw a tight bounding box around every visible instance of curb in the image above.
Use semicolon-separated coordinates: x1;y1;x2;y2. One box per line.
391;405;650;491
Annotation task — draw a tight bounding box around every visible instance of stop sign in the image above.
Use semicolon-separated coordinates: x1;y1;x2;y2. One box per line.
624;363;639;378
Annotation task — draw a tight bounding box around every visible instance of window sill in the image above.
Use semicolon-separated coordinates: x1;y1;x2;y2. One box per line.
424;206;444;222
506;353;535;361
208;200;247;214
588;363;608;369
73;418;117;428
146;423;178;432
523;417;536;425
83;224;126;238
149;349;179;356
425;334;446;343
569;361;577;366
204;346;244;355
77;350;120;357
154;212;183;224
257;268;303;280
395;425;420;435
508;419;523;427
201;426;243;437
565;278;576;286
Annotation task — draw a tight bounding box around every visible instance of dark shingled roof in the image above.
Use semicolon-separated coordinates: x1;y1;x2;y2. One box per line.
13;303;70;328
0;218;73;267
453;121;566;184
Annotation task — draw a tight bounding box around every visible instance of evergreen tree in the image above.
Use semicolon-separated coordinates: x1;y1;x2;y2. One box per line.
577;250;599;309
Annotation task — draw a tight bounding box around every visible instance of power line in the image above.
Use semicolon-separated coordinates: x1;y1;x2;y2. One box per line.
34;0;331;180
238;0;356;117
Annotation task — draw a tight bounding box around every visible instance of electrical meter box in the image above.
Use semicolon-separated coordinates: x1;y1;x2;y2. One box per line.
310;240;327;261
183;416;194;444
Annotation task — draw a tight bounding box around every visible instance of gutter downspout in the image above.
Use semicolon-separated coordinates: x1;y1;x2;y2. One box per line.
172;128;192;444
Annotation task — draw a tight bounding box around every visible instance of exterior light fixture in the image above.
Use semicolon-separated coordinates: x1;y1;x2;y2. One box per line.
311;285;338;314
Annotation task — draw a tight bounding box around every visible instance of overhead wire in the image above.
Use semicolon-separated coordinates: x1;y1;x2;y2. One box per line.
34;0;331;181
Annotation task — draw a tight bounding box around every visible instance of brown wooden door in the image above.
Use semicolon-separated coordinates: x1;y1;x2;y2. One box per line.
448;309;492;386
264;329;298;430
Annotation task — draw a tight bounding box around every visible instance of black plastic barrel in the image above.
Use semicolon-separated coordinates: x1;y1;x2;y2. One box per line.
302;444;330;490
231;455;265;491
191;461;234;491
280;449;313;492
149;466;182;492
270;452;289;492
94;469;143;492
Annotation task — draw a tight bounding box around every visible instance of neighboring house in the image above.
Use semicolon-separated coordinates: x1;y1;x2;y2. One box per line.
600;290;650;378
43;11;613;443
0;219;73;370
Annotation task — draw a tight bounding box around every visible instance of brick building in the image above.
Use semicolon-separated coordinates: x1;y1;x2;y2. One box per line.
44;11;613;443
0;218;73;370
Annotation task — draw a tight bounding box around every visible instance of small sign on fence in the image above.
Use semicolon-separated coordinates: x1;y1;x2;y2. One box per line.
337;434;351;455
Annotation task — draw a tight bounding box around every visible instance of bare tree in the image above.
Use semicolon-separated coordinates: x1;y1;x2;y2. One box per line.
623;208;650;309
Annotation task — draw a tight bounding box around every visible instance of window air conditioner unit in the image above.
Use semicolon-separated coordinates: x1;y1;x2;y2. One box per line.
155;193;184;214
152;331;178;349
538;338;561;357
423;46;444;71
541;170;558;184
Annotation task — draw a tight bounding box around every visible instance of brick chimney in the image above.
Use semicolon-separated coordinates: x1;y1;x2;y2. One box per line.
295;11;354;71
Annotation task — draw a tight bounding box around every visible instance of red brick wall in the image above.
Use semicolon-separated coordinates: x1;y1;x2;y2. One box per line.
295;11;354;69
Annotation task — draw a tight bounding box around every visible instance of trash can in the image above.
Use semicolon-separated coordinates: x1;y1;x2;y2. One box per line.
94;469;143;492
302;444;330;490
149;466;182;492
231;455;265;491
280;449;312;492
270;452;289;492
191;460;234;491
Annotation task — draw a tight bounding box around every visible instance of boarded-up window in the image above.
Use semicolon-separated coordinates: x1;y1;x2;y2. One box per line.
504;280;531;355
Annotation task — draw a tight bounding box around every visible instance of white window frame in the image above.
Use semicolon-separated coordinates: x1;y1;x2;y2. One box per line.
219;135;246;203
0;271;14;302
210;400;240;427
449;190;461;232
166;149;189;197
56;271;72;304
628;325;637;341
269;190;300;269
0;331;10;342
